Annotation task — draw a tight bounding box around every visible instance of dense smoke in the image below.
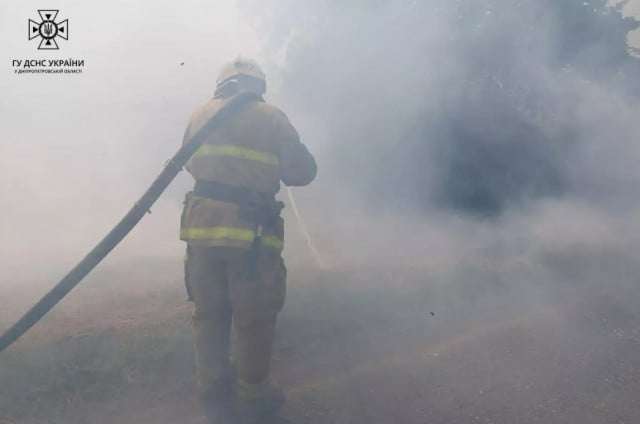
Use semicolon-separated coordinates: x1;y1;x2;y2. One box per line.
2;2;640;422
243;0;640;215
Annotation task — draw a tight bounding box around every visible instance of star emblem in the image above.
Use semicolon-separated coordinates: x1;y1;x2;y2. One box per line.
28;10;68;50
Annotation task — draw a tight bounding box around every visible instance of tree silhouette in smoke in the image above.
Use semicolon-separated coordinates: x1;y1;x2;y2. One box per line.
244;0;640;215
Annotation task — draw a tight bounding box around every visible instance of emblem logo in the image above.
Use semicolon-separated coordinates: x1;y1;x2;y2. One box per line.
28;10;68;50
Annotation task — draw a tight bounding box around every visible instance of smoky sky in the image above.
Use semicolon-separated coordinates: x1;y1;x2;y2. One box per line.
240;0;640;216
0;0;265;279
1;0;640;285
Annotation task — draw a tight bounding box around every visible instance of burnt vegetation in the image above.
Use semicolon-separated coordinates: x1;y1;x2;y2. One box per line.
276;0;640;215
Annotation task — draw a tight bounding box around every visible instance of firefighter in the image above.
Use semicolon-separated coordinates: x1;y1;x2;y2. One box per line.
180;58;317;424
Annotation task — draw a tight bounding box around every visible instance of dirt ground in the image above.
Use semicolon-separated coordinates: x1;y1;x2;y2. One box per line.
1;256;640;424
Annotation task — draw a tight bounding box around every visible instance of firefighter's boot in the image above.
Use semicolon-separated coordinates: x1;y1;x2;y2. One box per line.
236;380;287;424
200;370;238;424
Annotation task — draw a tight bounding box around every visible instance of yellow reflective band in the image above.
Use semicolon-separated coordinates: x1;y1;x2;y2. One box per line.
190;144;279;166
180;226;284;249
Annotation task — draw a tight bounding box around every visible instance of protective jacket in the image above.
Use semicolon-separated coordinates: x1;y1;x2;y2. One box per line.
180;96;317;251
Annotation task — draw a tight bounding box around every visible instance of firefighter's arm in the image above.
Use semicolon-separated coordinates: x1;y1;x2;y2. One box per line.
275;110;317;186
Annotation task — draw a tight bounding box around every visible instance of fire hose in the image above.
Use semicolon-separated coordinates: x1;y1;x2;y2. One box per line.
0;92;259;353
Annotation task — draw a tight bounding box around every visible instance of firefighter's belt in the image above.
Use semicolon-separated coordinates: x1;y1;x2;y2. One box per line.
193;180;284;278
192;180;284;224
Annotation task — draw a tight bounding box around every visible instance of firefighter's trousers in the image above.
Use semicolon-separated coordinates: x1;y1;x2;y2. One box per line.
185;246;286;407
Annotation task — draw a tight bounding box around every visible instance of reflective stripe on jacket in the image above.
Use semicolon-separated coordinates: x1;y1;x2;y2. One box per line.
179;95;316;249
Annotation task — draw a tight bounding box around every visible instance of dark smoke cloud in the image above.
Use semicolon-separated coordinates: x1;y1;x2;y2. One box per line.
242;0;640;216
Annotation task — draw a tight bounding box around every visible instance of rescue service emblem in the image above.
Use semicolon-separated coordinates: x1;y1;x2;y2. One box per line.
28;10;68;50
